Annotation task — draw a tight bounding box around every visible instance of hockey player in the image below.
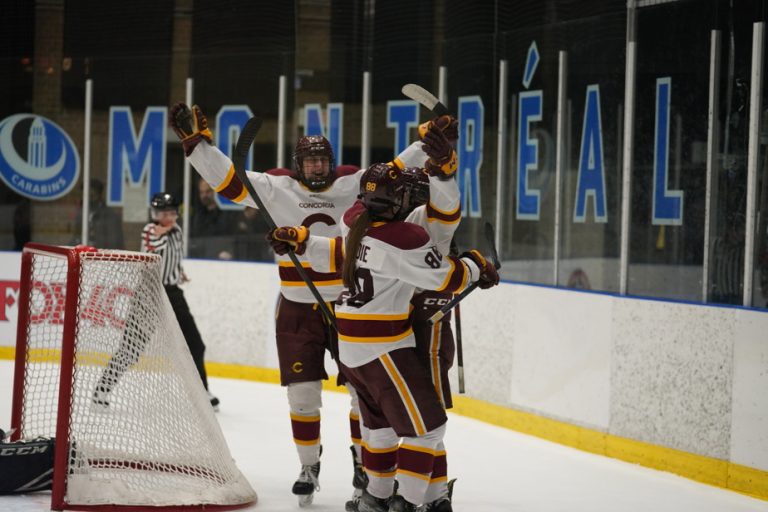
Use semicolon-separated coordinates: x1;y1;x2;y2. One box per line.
93;192;219;410
267;162;499;511
268;119;462;511
169;103;453;507
402;122;461;512
350;119;461;512
353;121;461;511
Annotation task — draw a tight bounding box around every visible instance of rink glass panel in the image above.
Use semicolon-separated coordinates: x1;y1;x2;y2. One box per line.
554;11;626;293
434;32;494;255
627;0;714;302
489;27;560;285
749;3;768;310
488;9;625;292
0;0;765;310
753;32;768;310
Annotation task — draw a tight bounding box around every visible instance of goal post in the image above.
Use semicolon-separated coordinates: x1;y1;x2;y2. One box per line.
11;243;257;511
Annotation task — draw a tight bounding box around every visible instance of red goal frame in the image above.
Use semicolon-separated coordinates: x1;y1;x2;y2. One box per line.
11;243;255;512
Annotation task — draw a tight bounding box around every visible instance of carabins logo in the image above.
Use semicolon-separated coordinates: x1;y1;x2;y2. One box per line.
0;114;80;200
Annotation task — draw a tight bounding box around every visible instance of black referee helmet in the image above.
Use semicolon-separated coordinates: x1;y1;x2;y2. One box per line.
150;192;179;220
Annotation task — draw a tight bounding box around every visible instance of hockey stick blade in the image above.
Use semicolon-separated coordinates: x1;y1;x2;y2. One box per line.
231;118;337;330
427;223;500;325
401;83;450;116
233;117;263;173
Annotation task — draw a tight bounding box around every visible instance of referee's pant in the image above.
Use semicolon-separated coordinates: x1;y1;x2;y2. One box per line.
165;284;209;390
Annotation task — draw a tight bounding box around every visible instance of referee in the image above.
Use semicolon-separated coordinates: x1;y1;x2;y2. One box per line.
142;192;219;410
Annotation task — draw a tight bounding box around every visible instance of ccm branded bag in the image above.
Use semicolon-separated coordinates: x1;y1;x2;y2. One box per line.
0;428;55;494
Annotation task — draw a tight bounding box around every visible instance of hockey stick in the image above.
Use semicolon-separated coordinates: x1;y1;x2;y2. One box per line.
454;303;465;393
401;83;450;116
447;238;466;394
403;84;466;386
485;221;502;270
428;222;501;325
232;117;337;330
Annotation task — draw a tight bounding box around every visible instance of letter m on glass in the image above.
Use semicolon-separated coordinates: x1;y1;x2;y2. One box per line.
107;107;167;206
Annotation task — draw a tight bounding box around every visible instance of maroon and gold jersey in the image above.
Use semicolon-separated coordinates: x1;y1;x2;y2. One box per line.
188;142;428;303
304;204;480;368
402;174;461;258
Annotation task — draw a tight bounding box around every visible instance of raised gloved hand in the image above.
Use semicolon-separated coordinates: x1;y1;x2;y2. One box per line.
266;226;309;256
170;103;213;156
418;115;459;144
460;250;499;289
424;151;458;180
422;117;457;180
422;121;453;162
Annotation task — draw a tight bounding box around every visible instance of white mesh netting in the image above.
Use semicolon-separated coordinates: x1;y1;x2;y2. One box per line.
17;247;256;509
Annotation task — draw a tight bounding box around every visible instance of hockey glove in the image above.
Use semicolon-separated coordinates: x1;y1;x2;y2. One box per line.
265;232;291;256
460;250;499;289
268;226;309;255
424;150;457;181
170;103;213;157
418;115;459;144
422;122;457;180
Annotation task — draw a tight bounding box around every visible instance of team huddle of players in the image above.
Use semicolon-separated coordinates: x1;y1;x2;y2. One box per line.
170;102;499;512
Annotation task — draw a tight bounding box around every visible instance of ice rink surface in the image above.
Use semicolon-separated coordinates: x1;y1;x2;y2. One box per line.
1;360;766;512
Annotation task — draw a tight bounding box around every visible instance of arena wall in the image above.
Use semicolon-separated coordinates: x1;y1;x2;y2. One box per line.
0;252;766;498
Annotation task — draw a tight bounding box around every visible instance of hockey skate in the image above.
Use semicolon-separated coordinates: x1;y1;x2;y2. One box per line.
292;459;321;507
388;494;418;512
345;488;363;511
358;489;390;512
419;478;456;512
351;445;368;489
419;497;452;511
345;445;369;510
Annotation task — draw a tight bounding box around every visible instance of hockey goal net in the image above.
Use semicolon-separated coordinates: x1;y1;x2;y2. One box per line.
11;243;257;511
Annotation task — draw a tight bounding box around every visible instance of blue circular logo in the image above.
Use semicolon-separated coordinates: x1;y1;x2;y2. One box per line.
0;114;80;201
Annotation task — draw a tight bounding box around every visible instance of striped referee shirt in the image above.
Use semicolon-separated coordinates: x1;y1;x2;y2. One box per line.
141;222;184;286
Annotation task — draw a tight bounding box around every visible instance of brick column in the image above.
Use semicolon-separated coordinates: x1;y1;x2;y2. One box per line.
170;0;193;104
295;0;331;105
33;0;64;115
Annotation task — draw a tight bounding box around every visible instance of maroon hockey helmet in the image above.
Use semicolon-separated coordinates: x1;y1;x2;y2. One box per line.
293;135;335;190
401;166;430;213
359;163;410;220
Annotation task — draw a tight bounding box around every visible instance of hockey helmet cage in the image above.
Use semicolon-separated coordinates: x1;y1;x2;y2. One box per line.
401;166;430;214
293;135;335;190
359;163;411;221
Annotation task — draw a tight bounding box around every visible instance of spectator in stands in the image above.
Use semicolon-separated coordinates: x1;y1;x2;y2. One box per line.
189;178;236;259
233;206;272;261
13;198;31;250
